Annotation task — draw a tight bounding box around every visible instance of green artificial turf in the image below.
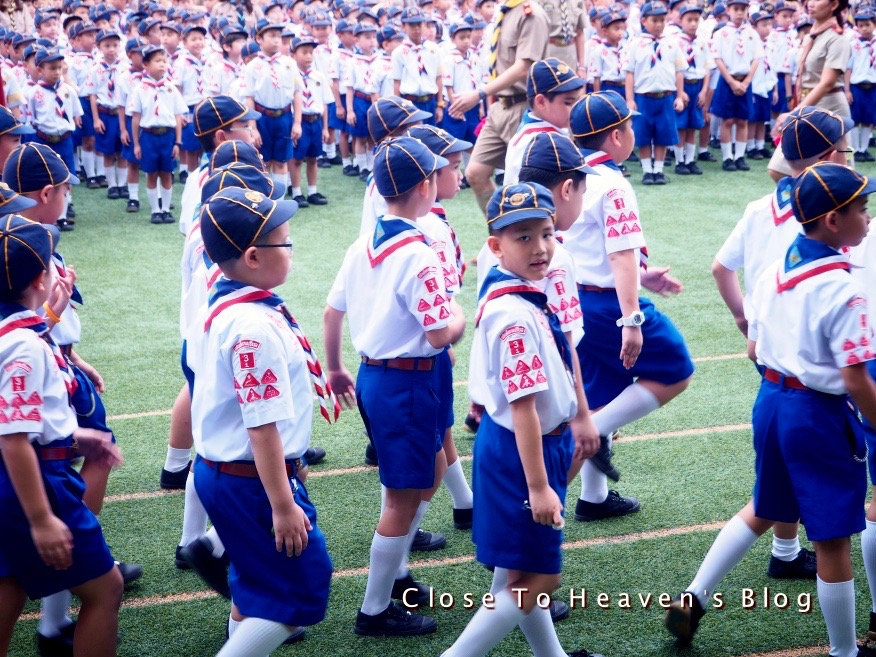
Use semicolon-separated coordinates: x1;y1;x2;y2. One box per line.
6;156;876;657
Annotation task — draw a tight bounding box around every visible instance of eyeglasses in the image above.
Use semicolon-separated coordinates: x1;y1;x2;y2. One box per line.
254;241;293;251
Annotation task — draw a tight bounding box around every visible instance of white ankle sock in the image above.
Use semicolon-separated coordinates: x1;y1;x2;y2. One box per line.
307;185;317;195
179;163;189;175
325;142;336;158
361;533;408;615
292;187;302;197
82;150;96;178
96;158;105;177
146;186;160;213
579;458;608;504
818;577;857;657
205;526;225;557
164;447;190;473
215;617;290;657
862;520;876;613
721;142;733;160
179;471;208;547
227;615;241;638
641;157;653;173
654;160;664;173
443;459;473;509
735;141;747;159
771;534;800;561
850;127;861;152
440;589;526;657
684;143;696;164
106;164;117;188
39;591;72;637
160;185;172;212
397;500;429;579
591;383;660;437
674;145;684;162
518;605;565;657
688;515;759;607
354;153;366;169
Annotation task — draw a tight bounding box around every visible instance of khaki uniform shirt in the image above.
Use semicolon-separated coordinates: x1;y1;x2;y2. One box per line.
540;0;585;67
495;0;550;97
801;27;850;91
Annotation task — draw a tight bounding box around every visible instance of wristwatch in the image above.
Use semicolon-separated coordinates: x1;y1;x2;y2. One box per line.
616;311;646;328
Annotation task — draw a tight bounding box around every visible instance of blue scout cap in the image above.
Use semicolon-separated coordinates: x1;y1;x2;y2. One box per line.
184;10;208;22
200;187;298;263
781;106;853;161
570;90;640;138
308;10;333;25
241;40;261;57
378;24;402;43
292;34;318;49
668;0;685;8
750;10;773;22
678;4;703;16
712;2;728;16
773;0;795;12
211;140;266;171
141;44;166;61
0;215;54;294
796;15;814;28
281;24;296;38
202;163;284;204
339;3;359;17
125;37;143;52
354;21;377;34
35;48;65;66
3;143;80;193
856;6;876;20
34;12;58;27
487;183;556;230
522;131;598;175
791;163;876;224
255;18;285;35
463;12;488;28
0;182;37;215
527;58;585;98
194;96;261;137
726;0;749;6
372;137;449;198
139;18;163;34
221;25;248;43
23;44;41;60
401;6;427;22
407;124;472;156
367;96;432;142
183;24;207;37
97;29;121;43
335;18;355;32
0;106;34;136
358;8;380;22
35;38;55;49
449;21;473;36
641;1;668;16
12;33;36;48
603;10;628;24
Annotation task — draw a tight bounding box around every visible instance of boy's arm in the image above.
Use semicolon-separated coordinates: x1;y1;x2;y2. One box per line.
291;89;302;142
845;69;853;104
118;106;129;144
608;249;642;369
249;422;311;556
624;71;636;111
174;114;182;159
566;330;599;460
89;94;104;134
509;395;563;527
67;347;105;393
434;72;444;123
842;364;876;426
323;305;355;409
0;434;73;569
712;259;747;337
674;70;685;111
132;111;142;158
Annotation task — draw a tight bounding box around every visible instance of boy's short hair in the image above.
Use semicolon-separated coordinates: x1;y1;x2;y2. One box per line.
792;162;876;227
518;131;595;189
0;215;54;299
518;166;586;191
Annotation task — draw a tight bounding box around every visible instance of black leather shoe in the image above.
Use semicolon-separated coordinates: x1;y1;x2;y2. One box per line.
36;621;76;657
343;164;360;177
391;573;432;608
674;163;691;175
410;528;446;552
652;172;668;184
698;150;717;162
665;592;705;646
722;158;737;172
160;462;191;489
550;599;570;623
107;186;120;199
117;561;143;586
317;157;332;168
304;446;326;466
642;172;655;185
150;212;164;224
354;602;437;636
179;537;230;599
307;192;328;205
767;547;816;580
453;507;473;530
589;434;619;482
292;194;309;208
687;162;703;175
574;491;640;521
175;545;190;569
126;199;140;213
735;157;750;171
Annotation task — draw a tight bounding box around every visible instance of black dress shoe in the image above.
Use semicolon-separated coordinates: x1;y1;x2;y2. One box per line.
358;168;371;182
698;150;717;162
687;162;703;175
722;158;737;171
735;157;750;171
652;171;668;184
57;219;74;232
98;175;108;188
292;194;309;208
317;157;332;168
343;164;360;177
86;177;100;189
150;212;164;224
391;573;432;608
747;148;763;160
160;462;191;490
36;620;76;657
162;211;175;224
179;170;188;184
117;561;143;586
665;592;705;646
674;163;691;175
550;599;570;623
179;537;230;599
126;199;140;213
328;155;343;165
589;434;619;481
304;446;326;466
175;545;190;569
119;186;129;198
107;186;120;199
574;491;640;521
364;442;378;466
410;528;446;552
66;204;76;218
453;507;473;530
354;602;437;636
307;192;328;205
641;172;655;185
767;547;817;580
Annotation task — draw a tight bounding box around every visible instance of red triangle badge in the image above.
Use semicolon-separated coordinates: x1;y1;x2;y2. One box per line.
519;374;535;389
607;227;620;238
25;392;42;406
11;394;25;408
507;380;519;394
237;392;245;404
606;215;617;225
862;335;871;348
535;371;547;384
628;212;638;222
630;223;641;233
417;298;431;312
438;306;450;320
246;388;262;402
843;339;857;351
559;298;569;311
621;224;631;235
847;353;862;366
570;297;579;308
0;411;6;423
531;355;543;369
24;408;41;421
234;378;241;389
433;294;446;306
0;396;7;410
261;369;278;384
242;373;260;388
263;384;281;399
423;313;436;326
501;366;515;380
515;360;531;374
10;409;25;422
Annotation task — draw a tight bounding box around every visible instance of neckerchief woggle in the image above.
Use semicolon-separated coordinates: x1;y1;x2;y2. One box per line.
204;279;340;424
776;234;851;293
0;303;77;400
367;216;427;268
475;266;575;375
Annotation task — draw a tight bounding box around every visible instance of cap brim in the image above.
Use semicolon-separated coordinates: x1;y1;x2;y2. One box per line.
0;195;38;215
491;209;554;230
264;199;299;233
66;172;81;185
443;139;473;154
432;154;450;171
862;177;876;198
402;16;426;22
841;115;855;135
5;124;36;135
269;183;285;200
403;109;433;125
241;108;262;122
551;77;586;95
576;163;599;175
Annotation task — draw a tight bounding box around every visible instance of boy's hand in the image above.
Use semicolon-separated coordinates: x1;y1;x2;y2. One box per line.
291;122;302;143
120;129;130;146
570;415;600;460
32;515;73;570
346;112;356;127
74;428;123;469
673;96;684;112
847;90;854;104
172;144;179;160
641;265;682;296
322;128;330;143
328;368;356;410
626;98;637;112
527;485;563;527
336;105;346;119
435;106;444;123
94;117;105;134
134;145;142;160
697;90;707;108
620;325;642;369
77;359;105;393
273;503;311;556
47;268;74;319
74;117;82;128
772;88;779;105
450;91;479;118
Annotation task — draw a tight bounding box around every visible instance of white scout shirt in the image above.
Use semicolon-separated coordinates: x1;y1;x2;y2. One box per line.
28;82;83;134
710;22;763;76
128;75;187;128
502;114;562;186
391;39;442;95
243;52;304;109
622;32;688;93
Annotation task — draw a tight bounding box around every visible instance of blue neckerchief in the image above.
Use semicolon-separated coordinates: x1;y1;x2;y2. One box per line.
0;302;47;332
478;266;574;374
775;176;793;210
53;252;83;305
579;147;622;172
784;234;846;272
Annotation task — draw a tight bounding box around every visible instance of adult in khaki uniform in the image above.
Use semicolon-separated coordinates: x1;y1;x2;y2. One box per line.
541;0;587;72
448;0;549;214
767;0;850;180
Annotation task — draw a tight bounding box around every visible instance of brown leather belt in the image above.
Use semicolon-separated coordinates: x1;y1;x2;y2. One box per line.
201;457;301;478
301;113;321;123
731;74;747;81
641;91;673;99
763;368;808;391
579;284;615;293
545;422;569;436
602;81;624;88
97;105;116;114
549;37;572;46
361;356;435;371
36;446;78;461
856;82;876;91
36;130;71;143
141;126;172;135
254;103;291;117
684;78;705;83
353;90;373;101
402;93;436;104
497;93;528;109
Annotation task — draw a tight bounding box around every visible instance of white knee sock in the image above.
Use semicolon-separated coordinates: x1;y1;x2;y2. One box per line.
271;172;287;190
684;142;696;164
862;127;873;152
39;591;72;637
215;617;290;657
654;160;664;174
771;534;800;561
397;500;430;579
380;485;387;515
105;164;117;188
361;533;408;615
365;150;374;170
818;577;857;657
160;185;172;212
589;382;660;441
117;165;127;186
721;142;733;160
179;471;208;547
849;127;861;152
518;605;565;657
164;446;191;473
579;458;609;503
443;459;473;509
440;589;526;657
687;515;759;607
82;150;96;178
861;520;876;612
96;158;105;177
146;186;160;213
641;157;653;173
205;526;225;557
128;181;139;201
354;153;366;169
179;163;189;175
735;141;747;159
490;567;509;594
325;142;336;158
227;615;241;638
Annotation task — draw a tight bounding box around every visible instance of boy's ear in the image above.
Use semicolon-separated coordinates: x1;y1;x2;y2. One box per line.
823;210;841;234
486;233;501;257
241;246;261;269
558;178;574;201
40;184;54;205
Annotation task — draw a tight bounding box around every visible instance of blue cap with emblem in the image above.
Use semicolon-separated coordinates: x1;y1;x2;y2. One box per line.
855;6;875;20
407;124;472;156
292;33;318;48
401;6;427;22
3;143;80;193
194;96;261;137
34;12;58;27
308;10;333;25
200;187;299;263
487;182;556;230
221;25;248;43
641;1;668;15
378;23;402;43
183;24;208;37
0;106;34;136
791;162;876;224
141;44;166;61
449;20;473;35
335;18;355;32
570;90;640;138
527;57;585;98
97;29;121;43
0;215;54;295
678;4;703;15
241;40;261;57
35;48;65;67
463;11;488;28
367;96;432;142
726;0;749;6
202;163;285;204
603;9;628;24
125;37;143;53
255;18;285;35
773;0;795;11
354;22;377;34
372;136;449;198
750;10;774;22
211;140;266;171
522;131;598;175
12;33;36;48
780;106;853;161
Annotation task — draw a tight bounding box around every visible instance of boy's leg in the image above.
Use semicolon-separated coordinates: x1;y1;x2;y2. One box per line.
146;172;160;217
289;159;303;198
0;578;27;655
813;537;857;657
39;590;73;643
768;521;816;579
70;567;124;657
159;171;173;222
80;461;111;516
354;137;366;172
734;120;749;168
215;618;292;657
442;432;473;528
395;449;447;582
862;496;876;641
306;157;318;189
719;118;734;163
162;384;193;489
127;164;140;207
270;162;288;197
